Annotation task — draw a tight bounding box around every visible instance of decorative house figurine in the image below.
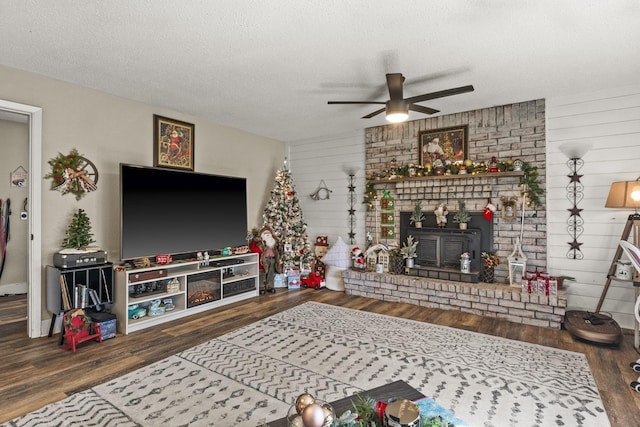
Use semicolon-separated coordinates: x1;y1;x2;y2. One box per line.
377;248;390;272
366;251;378;271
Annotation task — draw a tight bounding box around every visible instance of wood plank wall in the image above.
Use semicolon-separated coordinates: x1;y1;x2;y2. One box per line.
546;84;640;328
287;130;366;248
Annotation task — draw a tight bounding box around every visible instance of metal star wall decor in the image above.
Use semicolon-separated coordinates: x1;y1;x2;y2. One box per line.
566;158;585;259
348;174;356;244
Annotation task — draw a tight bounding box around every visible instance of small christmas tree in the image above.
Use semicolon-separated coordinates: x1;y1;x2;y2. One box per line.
262;162;311;271
62;209;95;249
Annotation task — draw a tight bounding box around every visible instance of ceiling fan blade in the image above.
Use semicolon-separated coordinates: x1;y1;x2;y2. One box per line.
404;85;474;104
328;101;386;105
409;104;439;115
386;73;405;100
403;67;470;88
362;107;386;119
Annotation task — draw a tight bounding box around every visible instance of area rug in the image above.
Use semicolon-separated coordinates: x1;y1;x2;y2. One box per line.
2;302;609;426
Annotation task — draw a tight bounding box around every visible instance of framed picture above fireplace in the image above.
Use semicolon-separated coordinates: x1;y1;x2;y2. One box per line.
419;125;468;165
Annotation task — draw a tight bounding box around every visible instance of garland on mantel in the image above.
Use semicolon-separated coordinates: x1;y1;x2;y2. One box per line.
519;162;544;208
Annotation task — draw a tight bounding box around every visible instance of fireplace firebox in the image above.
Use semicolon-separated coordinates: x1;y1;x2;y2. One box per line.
187;271;221;308
400;212;493;282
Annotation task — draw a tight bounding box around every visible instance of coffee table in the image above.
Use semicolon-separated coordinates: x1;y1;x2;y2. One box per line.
267;380;424;427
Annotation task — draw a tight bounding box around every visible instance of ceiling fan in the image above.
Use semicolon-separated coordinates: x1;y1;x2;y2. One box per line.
328;73;474;123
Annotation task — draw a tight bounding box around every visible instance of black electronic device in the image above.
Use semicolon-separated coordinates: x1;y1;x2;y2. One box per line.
53;250;108;268
120;164;248;261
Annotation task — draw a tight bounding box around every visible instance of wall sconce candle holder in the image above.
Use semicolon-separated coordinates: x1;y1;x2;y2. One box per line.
348;174;356;243
566;157;585;259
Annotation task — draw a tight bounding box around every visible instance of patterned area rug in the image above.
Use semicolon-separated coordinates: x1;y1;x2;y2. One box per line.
3;302;609;426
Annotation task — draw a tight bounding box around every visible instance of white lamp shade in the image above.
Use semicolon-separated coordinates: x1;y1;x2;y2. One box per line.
605;178;640;210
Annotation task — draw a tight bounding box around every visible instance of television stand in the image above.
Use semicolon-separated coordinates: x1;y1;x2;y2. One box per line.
113;252;258;335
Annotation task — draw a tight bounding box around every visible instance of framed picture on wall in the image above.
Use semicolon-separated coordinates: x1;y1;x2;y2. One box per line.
418;125;468;165
153;115;195;171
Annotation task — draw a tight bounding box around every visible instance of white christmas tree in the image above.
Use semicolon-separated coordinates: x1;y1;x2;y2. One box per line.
262;162;311;272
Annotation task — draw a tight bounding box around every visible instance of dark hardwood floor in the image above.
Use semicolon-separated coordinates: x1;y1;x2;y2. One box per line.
1;289;640;426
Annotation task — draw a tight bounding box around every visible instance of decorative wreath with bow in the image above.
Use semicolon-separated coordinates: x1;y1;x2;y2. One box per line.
64;309;92;333
45;148;99;200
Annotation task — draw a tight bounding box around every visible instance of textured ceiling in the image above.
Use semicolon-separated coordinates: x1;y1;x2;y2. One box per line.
1;1;639;142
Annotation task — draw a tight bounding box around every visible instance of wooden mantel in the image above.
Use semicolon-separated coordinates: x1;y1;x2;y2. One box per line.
370;170;525;186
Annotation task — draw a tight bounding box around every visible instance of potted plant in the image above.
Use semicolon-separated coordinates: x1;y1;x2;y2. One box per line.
401;235;418;268
410;202;425;228
453;200;472;230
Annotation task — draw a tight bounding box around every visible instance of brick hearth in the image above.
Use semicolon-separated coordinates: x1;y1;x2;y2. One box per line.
343;269;566;329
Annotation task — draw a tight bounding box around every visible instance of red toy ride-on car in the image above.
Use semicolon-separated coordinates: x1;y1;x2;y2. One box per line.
301;272;325;289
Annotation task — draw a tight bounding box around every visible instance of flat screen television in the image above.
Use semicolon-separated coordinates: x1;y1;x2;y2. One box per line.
120;163;248;261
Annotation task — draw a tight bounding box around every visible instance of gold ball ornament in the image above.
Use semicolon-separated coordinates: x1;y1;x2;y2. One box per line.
301;403;325;427
321;403;334;425
295;393;316;415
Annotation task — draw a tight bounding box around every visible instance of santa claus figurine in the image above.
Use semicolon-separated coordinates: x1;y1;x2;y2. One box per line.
351;247;365;269
434;203;448;228
257;225;281;294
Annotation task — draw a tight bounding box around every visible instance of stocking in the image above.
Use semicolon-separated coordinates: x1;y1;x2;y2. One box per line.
483;199;497;221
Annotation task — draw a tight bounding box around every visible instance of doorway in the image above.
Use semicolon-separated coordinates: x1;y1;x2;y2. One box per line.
0;100;42;338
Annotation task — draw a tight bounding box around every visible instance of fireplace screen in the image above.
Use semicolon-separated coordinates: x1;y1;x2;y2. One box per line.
417;232;479;269
400;211;491;274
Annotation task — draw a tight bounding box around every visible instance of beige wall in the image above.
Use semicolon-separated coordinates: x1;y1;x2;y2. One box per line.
0;119;29;293
0;64;285;319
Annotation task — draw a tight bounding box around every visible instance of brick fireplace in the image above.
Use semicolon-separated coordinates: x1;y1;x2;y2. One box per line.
365;99;547;283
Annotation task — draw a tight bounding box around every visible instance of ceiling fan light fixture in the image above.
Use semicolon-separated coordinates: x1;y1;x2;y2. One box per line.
385;100;408;123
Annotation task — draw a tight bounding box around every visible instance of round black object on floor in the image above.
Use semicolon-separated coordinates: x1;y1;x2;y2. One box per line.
563;310;622;345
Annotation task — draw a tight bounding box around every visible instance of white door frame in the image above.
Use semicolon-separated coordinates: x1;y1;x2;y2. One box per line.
0;100;42;338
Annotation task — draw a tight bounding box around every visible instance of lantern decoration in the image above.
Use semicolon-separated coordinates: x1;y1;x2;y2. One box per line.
508;237;527;287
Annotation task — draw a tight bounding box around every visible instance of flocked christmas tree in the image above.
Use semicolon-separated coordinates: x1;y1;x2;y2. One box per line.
262;161;311;272
62;209;95;249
